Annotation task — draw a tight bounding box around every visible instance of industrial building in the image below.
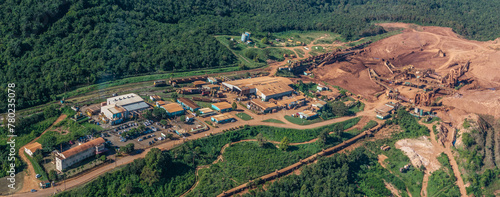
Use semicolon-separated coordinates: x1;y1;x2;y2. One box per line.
211;114;235;124
375;102;399;119
241;32;251;42
85;105;101;116
24;142;42;157
311;100;327;110
55;138;106;171
222;77;294;101
198;108;216;117
276;95;306;109
177;97;201;112
247;99;279;113
192;81;207;88
212;102;233;112
101;93;150;124
157;101;185;117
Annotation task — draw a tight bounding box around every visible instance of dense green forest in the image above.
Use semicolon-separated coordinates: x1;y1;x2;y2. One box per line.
1;0;500;111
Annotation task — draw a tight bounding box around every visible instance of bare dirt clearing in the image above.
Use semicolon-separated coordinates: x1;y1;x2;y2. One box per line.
395;137;442;173
312;23;500;117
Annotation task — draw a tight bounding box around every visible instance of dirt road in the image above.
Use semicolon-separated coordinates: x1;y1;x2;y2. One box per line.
18;114;67;193
13;109;372;197
420;121;467;197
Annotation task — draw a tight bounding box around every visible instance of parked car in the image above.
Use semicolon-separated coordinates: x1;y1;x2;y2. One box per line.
36;174;41;179
138;138;143;142
31;189;37;193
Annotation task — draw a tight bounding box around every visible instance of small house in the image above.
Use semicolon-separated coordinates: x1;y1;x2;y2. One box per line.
207;77;218;84
316;84;329;91
149;95;162;101
86;105;101;116
298;110;317;119
24;142;42;157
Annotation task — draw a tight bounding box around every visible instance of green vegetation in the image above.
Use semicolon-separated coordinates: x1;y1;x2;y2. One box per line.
386;108;430;138
120;143;135;154
235;112;253;121
284;115;322;125
243;148;402;197
291;80;317;97
455;115;500;196
423;117;441;124
262;119;285;124
462;118;471;129
427;153;461;197
37;118;101;152
293;49;305;58
0;105;60;177
24;152;48;181
187;141;324;197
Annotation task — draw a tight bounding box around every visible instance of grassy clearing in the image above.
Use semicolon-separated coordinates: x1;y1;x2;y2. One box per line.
311;45;327;53
216;36;294;67
271;31;340;44
346;30;402;48
235;112;253;121
262;119;285;124
24;152;48;181
293;49;305;58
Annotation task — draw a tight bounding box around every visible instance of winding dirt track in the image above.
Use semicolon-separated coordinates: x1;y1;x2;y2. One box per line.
419;121;467;197
17;114;67;193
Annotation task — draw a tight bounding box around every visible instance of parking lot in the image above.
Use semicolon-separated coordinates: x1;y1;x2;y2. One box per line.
103;120;180;149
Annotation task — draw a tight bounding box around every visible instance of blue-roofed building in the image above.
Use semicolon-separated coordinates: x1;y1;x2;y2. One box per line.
212;102;232;113
177;97;200;112
241;33;247;42
241;32;251;42
211;114;235;124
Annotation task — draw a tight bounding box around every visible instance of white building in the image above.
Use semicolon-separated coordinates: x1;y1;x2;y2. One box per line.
101;93;149;124
55;138;106;171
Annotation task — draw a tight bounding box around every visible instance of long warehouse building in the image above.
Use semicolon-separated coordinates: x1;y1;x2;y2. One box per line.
222;77;294;101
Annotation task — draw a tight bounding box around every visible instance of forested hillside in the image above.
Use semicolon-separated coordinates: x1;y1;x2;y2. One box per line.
1;0;499;111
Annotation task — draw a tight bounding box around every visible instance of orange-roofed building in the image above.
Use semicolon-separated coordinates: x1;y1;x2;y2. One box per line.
55;137;106;171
